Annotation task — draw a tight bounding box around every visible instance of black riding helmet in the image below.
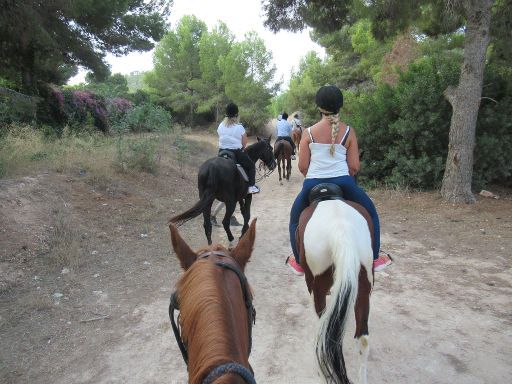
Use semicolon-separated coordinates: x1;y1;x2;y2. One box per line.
226;102;239;118
315;85;343;114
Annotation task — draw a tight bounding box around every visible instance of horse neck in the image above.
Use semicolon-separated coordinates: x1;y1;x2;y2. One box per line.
245;142;263;162
178;261;249;382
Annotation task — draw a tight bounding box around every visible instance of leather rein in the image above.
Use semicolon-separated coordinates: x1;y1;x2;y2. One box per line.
169;250;256;383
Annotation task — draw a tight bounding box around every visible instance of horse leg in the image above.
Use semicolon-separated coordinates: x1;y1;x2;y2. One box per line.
202;201;214;245
239;194;252;236
222;200;237;247
278;158;282;182
354;266;372;384
286;159;291;180
312;267;333;316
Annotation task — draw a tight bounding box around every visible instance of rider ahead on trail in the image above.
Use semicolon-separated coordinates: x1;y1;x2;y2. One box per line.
217;102;260;194
276;112;296;160
286;85;392;275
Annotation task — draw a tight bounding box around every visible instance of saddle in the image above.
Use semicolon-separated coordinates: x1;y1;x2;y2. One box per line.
218;149;249;182
308;183;345;205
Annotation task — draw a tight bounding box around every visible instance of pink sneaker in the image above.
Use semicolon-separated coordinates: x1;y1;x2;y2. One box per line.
286;256;304;276
374;251;393;272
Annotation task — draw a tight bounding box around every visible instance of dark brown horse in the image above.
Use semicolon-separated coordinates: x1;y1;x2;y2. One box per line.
296;190;374;384
170;136;275;247
274;139;292;183
168;219;257;384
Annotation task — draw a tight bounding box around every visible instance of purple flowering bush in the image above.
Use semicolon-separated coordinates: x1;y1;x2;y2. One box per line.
38;86;136;134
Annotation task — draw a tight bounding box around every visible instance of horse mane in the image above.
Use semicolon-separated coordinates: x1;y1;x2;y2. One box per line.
177;246;243;383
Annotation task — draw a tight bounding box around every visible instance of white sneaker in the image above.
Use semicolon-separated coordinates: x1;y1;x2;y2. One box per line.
291;155;296;160
248;185;260;194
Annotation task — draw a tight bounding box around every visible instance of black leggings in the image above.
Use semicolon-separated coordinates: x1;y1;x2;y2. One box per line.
219;149;256;185
277;136;296;154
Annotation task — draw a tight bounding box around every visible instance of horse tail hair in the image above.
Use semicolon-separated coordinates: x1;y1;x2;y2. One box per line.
316;230;360;384
169;170;217;227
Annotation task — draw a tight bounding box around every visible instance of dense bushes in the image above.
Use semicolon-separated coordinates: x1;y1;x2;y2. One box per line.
115;103;172;133
346;55;511;189
0;85;172;136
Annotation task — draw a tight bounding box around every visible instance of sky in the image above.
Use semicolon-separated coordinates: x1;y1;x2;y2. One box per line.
68;0;325;88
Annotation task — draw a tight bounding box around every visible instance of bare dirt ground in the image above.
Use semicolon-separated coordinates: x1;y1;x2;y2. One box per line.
1;132;511;384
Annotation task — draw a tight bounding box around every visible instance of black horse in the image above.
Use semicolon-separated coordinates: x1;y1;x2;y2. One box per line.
170;136;275;246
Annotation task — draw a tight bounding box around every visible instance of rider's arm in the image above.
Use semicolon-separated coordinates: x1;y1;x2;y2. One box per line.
346;129;360;176
298;132;311;177
242;133;248;149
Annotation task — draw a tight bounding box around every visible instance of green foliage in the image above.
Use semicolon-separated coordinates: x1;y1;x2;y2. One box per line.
125;71;147;92
146;17;278;131
117;103;172;133
349;56;460;188
173;133;190;175
0;1;169;93
473;65;512;188
77;73;130;99
0;89;39;126
145;15;207;124
116;137;159;174
220;32;278;132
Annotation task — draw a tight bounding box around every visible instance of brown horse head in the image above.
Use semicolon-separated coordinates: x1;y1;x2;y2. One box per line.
169;219;257;383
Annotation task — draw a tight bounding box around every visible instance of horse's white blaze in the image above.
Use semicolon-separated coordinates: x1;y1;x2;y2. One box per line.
304;200;373;382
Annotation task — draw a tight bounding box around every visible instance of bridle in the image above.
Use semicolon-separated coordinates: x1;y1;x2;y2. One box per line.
169;250;256;384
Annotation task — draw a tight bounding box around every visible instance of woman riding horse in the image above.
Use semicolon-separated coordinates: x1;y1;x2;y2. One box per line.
170;103;275;246
286;85;392;275
219;102;260;195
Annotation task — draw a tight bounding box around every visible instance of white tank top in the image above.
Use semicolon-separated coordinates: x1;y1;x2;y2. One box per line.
217;121;245;149
305;126;350;179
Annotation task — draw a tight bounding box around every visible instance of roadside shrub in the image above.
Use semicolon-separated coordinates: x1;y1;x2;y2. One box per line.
116;137;159;174
118;103;172;133
0;87;39;126
349;56;459;189
106;97;133;128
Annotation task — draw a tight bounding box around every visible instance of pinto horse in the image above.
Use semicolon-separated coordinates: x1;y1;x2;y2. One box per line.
170;136;275;246
296;184;374;384
168;219;257;384
274;139;292;183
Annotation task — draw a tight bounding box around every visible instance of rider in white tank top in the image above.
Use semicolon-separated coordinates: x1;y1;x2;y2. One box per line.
305;126;351;179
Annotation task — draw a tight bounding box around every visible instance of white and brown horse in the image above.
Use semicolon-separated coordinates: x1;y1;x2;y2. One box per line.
297;191;374;384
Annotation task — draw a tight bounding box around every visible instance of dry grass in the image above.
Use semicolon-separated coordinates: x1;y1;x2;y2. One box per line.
0;124;212;181
47;208;82;270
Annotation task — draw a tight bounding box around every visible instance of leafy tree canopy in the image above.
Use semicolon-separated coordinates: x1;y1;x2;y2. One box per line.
0;0;171;93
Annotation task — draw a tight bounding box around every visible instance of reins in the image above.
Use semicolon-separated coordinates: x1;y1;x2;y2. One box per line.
256;164;274;182
169;250;256;383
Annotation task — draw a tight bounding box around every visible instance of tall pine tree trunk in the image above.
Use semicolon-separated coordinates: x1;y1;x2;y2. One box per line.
441;0;494;203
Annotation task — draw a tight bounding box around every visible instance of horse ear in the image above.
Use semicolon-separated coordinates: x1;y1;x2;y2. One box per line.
268;134;272;141
257;136;261;141
231;218;257;270
169;224;197;270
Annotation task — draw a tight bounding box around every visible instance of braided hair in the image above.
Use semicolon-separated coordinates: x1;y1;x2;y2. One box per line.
315;86;344;156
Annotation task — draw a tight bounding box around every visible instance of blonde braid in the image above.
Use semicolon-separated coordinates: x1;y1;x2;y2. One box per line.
326;113;340;156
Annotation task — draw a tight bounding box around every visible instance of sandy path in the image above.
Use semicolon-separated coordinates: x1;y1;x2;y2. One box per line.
63;160;511;384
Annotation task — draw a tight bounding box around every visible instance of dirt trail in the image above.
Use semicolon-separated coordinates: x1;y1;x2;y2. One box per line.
1;133;511;384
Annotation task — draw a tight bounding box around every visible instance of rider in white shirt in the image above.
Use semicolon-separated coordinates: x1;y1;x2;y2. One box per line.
275;112;297;160
217;103;260;194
